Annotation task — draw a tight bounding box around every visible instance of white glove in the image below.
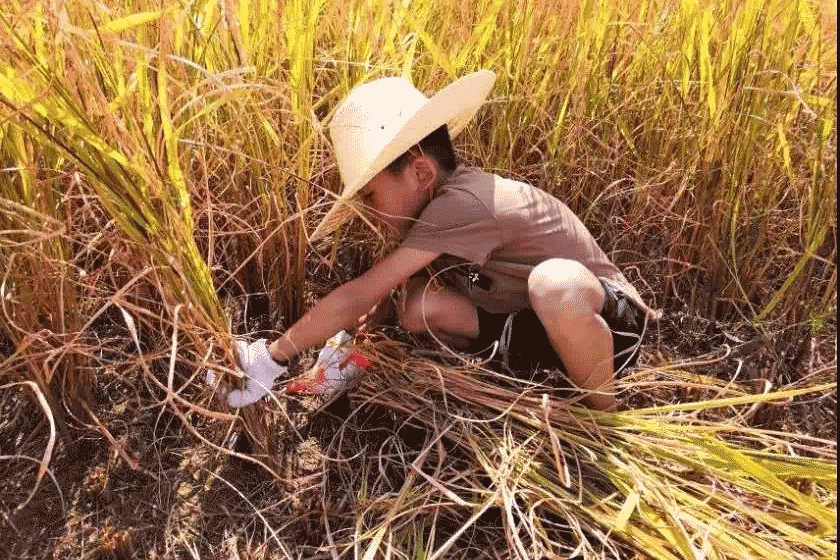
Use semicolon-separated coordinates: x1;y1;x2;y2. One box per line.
206;338;288;407
285;331;371;397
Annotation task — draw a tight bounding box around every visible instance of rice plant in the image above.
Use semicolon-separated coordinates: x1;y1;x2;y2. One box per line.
0;0;834;558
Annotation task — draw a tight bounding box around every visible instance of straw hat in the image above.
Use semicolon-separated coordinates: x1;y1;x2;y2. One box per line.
310;70;496;241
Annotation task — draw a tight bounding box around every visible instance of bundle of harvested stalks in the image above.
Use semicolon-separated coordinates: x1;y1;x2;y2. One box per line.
326;340;837;559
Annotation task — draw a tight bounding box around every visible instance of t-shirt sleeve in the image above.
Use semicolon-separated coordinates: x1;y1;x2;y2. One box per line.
400;187;502;265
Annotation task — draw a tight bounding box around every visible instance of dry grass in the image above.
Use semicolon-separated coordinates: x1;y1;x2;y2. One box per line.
0;0;835;558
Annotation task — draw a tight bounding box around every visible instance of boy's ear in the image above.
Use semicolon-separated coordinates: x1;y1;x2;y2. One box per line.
411;155;438;191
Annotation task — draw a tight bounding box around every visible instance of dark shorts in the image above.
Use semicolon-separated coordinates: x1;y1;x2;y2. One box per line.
473;280;647;379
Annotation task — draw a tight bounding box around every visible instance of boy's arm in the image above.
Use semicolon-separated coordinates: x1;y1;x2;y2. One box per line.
268;247;441;362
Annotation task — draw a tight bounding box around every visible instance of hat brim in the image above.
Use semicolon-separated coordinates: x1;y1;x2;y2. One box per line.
310;70;496;242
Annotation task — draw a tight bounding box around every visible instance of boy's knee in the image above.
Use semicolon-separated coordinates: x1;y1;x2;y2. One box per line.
528;258;604;317
398;277;436;333
398;278;479;338
399;296;427;333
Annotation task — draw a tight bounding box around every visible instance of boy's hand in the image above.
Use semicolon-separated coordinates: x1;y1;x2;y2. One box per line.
285;331;371;397
206;339;288;407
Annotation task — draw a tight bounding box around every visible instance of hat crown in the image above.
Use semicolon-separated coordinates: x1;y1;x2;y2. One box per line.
330;77;429;190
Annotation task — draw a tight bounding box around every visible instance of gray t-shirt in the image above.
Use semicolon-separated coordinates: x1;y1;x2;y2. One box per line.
400;166;645;314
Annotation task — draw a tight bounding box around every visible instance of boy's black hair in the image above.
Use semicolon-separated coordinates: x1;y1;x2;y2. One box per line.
386;124;456;176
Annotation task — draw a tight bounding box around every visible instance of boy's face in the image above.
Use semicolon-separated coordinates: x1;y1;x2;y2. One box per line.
357;157;436;238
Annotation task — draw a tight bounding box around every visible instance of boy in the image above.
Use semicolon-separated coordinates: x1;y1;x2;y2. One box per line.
215;70;654;411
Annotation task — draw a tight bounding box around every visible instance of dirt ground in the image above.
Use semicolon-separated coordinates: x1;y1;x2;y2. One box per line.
0;304;835;559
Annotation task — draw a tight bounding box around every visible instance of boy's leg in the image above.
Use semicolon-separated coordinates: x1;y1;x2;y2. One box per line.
398;275;479;349
527;259;616;410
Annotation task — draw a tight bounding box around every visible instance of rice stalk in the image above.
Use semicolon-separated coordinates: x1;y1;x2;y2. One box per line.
352;355;835;559
0;0;834;557
0;4;232;439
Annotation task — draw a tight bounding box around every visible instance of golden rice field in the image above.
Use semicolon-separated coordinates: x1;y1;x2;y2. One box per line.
0;0;835;558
